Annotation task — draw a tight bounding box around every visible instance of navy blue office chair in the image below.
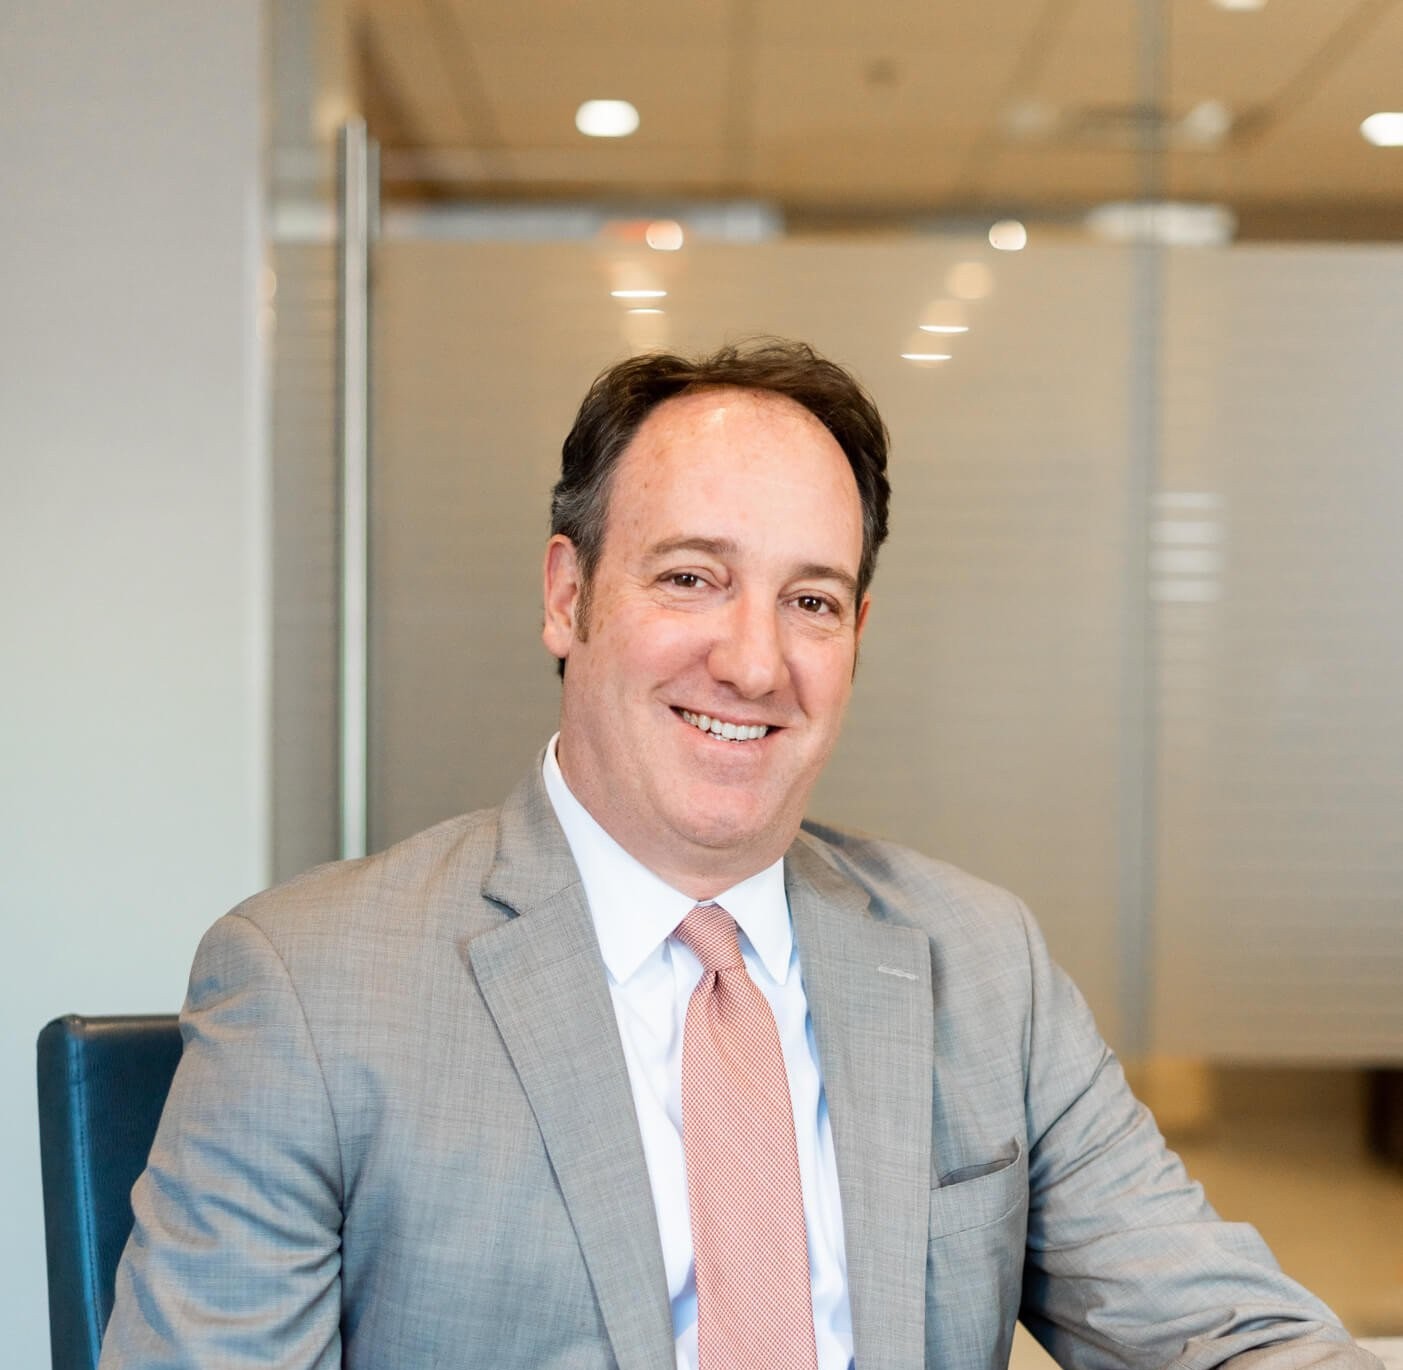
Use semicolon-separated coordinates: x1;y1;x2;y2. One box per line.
37;1014;182;1370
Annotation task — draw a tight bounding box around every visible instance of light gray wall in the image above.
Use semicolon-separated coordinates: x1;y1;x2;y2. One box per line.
0;4;268;1366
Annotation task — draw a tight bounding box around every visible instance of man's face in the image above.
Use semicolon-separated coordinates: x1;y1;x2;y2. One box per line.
544;386;870;895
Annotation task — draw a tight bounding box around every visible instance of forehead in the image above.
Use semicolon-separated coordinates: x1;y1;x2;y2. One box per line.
613;386;852;497
632;383;830;449
602;384;864;568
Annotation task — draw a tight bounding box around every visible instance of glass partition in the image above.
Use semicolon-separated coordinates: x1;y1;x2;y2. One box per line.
368;239;1141;1042
1153;247;1403;1060
266;0;1403;1067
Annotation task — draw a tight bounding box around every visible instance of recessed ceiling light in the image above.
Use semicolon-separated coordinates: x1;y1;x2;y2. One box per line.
1361;112;1403;147
610;288;667;300
1212;0;1267;11
645;220;685;251
989;219;1028;251
576;100;640;138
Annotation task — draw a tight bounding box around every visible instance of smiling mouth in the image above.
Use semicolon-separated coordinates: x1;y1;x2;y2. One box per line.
678;709;771;742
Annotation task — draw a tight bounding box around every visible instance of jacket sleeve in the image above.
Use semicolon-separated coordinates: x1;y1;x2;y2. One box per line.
99;912;344;1370
1015;902;1381;1370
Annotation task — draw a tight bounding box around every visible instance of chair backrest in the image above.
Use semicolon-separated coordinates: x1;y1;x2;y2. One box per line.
37;1014;183;1370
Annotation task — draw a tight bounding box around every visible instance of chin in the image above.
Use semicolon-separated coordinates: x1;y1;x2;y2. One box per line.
673;802;784;859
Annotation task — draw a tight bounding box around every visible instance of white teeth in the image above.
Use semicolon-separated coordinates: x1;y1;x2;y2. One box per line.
680;710;769;742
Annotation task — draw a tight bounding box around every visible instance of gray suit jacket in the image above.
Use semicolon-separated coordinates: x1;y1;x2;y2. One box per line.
101;765;1373;1370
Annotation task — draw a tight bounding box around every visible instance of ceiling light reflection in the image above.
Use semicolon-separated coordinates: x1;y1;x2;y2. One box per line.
1361;113;1403;147
626;308;664;315
919;298;969;334
1086;201;1235;245
989;219;1028;251
900;352;952;365
576;100;640;138
645;220;685;251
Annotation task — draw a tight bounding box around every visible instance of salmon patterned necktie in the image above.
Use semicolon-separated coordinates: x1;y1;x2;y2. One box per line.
674;902;819;1370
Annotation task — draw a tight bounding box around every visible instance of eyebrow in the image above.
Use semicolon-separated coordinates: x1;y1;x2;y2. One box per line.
648;536;860;600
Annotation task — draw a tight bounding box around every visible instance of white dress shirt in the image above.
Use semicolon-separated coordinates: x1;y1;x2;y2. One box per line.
543;737;854;1370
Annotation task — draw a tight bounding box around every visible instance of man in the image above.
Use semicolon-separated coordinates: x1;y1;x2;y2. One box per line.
102;340;1377;1370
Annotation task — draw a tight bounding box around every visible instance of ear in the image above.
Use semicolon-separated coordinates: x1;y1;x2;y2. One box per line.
542;534;583;660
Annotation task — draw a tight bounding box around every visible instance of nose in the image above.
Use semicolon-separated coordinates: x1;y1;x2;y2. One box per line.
706;593;791;700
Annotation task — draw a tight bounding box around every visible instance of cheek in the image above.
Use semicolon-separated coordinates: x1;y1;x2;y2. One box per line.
791;644;857;713
609;614;710;679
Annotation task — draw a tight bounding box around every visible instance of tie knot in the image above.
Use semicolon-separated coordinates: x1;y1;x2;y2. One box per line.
674;902;743;973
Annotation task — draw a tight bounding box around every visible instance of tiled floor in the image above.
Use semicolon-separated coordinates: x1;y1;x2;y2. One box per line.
1010;1066;1403;1370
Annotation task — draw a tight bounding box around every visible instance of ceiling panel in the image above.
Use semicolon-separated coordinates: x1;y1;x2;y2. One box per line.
752;0;1047;48
753;137;976;204
1025;0;1139;108
357;5;475;144
1167;0;1362;111
973;146;1145;206
749;42;1019;144
471;42;732;149
1161;147;1256;202
1297;0;1403;106
1210;0;1403;200
443;0;733;45
349;0;1403;237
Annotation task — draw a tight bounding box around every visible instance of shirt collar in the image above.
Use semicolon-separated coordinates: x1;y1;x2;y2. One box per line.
541;734;792;985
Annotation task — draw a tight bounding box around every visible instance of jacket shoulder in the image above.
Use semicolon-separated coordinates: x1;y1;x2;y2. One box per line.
227;807;504;944
796;816;1031;952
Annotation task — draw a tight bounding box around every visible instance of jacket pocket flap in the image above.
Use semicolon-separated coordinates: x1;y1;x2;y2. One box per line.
929;1140;1027;1237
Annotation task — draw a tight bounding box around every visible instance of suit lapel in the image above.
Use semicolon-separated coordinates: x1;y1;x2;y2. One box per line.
469;767;674;1370
788;834;934;1370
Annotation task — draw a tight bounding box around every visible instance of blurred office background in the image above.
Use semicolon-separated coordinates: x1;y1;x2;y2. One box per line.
5;2;1402;1365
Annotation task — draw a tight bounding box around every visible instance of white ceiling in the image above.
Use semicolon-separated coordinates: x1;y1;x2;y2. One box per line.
350;0;1403;237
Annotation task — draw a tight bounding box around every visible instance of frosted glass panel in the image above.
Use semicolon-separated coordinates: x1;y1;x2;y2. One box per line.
1153;248;1403;1060
369;241;1134;1045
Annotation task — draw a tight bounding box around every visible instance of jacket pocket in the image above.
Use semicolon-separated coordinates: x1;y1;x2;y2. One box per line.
928;1139;1026;1237
925;1141;1028;1368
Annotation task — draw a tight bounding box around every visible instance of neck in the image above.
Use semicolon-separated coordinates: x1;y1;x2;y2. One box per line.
549;737;789;901
599;823;783;905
